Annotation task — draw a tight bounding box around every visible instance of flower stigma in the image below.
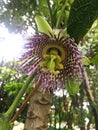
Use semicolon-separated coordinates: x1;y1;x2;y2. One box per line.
40;48;64;75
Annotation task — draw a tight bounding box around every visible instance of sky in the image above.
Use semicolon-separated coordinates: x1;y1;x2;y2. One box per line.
0;25;24;61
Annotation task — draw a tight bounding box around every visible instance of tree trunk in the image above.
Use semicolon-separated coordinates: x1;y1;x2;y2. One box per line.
24;89;52;130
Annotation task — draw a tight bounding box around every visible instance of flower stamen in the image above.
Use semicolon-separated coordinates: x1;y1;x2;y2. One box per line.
40;49;63;75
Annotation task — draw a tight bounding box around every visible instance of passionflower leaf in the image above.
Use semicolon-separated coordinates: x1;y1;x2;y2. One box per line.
67;0;98;40
66;79;80;95
35;15;53;37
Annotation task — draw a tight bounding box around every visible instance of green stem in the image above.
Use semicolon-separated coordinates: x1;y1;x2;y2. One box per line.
56;1;67;28
46;0;53;28
5;73;35;119
11;80;41;122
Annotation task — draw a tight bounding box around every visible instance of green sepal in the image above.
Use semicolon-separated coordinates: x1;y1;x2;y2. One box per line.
35;15;53;37
66;79;80;95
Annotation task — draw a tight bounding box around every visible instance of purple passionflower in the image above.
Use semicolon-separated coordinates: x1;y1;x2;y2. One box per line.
20;32;83;91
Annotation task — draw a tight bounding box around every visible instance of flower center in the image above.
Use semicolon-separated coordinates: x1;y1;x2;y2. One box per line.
39;43;67;75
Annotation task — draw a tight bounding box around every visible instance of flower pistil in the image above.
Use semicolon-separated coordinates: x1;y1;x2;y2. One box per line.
40;49;63;75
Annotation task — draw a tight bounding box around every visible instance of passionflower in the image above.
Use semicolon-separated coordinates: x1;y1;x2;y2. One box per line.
20;31;83;91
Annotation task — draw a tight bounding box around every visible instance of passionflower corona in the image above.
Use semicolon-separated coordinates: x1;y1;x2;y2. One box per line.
20;32;83;91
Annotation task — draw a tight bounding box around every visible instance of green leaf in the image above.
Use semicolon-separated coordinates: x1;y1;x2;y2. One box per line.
67;0;98;40
91;54;98;66
35;15;53;36
66;79;80;95
81;56;90;66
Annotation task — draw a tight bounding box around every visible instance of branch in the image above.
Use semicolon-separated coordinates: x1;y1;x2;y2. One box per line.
82;67;94;103
82;67;98;130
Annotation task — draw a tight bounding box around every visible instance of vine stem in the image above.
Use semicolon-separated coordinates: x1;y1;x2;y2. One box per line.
82;67;98;130
11;79;41;122
82;67;94;103
56;1;67;28
46;0;53;28
5;73;36;119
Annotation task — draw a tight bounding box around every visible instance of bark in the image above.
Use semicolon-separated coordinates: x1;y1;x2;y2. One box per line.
24;89;52;130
